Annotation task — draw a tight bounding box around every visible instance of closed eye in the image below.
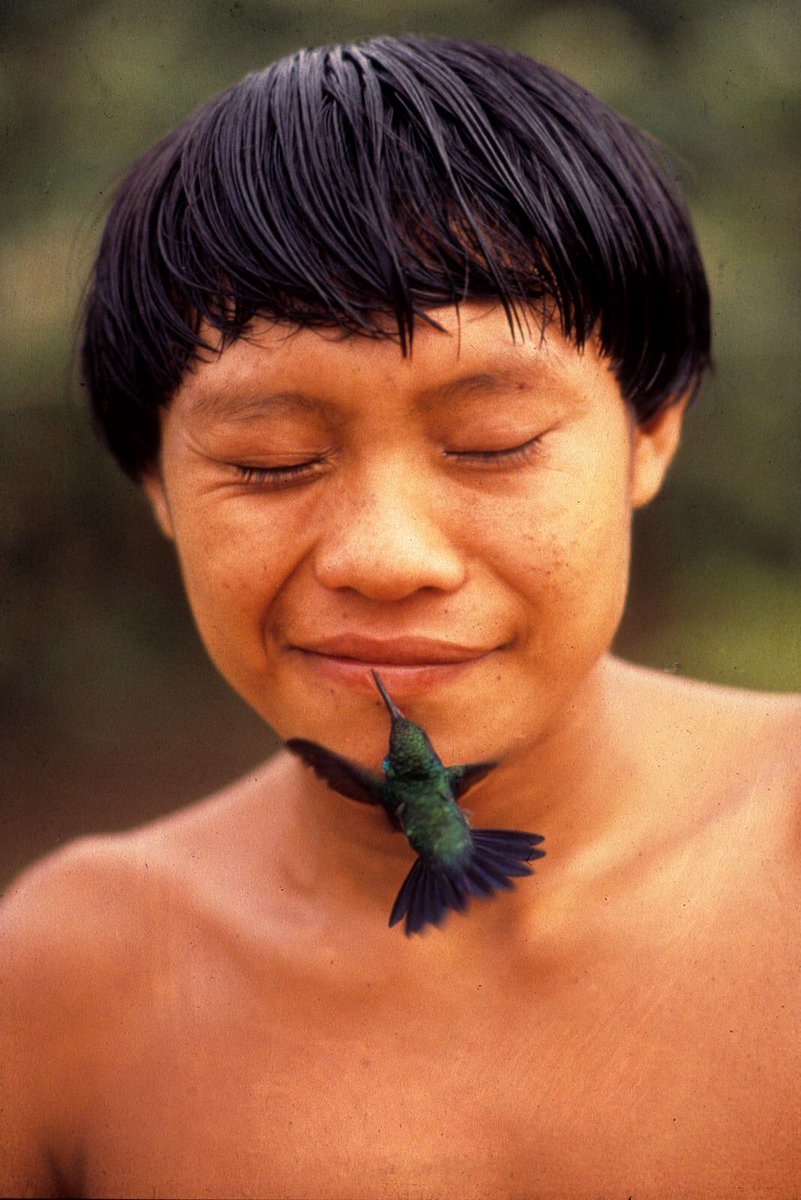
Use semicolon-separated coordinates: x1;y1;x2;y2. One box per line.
234;457;329;490
444;434;544;469
232;434;544;490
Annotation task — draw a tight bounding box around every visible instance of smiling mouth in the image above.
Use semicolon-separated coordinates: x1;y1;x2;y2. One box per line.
289;635;498;692
292;633;496;664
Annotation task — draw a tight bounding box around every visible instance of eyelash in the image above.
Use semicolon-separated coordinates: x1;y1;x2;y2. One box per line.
234;436;543;491
235;460;326;490
444;435;543;469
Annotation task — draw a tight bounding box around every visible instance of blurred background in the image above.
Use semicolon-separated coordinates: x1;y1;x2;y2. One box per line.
2;0;800;888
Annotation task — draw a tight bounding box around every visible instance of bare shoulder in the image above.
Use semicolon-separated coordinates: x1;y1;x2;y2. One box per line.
614;656;801;766
0;837;149;1068
0;753;288;1198
613;658;801;862
0;833;154;1197
0;747;290;972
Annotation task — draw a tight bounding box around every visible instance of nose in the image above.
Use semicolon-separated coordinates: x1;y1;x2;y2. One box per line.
312;460;466;601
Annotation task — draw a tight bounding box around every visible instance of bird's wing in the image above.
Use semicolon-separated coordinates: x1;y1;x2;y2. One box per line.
285;738;388;808
447;760;498;800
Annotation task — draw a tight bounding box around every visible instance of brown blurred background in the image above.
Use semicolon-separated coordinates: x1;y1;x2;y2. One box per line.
3;0;800;889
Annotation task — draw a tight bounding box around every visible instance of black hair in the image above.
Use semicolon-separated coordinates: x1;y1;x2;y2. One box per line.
81;35;711;480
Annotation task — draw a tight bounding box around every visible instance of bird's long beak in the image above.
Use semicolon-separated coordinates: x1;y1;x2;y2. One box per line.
371;670;406;722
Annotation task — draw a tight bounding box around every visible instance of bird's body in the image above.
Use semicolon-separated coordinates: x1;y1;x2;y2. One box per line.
287;672;545;934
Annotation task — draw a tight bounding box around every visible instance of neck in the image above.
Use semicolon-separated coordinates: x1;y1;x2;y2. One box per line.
471;656;640;853
280;656;644;921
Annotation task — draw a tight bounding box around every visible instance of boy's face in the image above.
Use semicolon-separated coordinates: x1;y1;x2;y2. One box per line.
145;304;683;766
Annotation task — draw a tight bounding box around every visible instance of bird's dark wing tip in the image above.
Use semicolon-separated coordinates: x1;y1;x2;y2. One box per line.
448;760;499;800
285;737;384;807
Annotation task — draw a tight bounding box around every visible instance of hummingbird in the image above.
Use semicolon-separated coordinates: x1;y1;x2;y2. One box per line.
286;671;545;935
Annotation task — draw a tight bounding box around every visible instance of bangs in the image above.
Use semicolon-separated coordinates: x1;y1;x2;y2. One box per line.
83;36;711;478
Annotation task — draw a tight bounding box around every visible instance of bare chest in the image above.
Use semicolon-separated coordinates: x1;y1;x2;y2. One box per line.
79;929;800;1200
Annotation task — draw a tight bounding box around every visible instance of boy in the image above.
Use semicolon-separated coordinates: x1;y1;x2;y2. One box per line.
2;35;799;1200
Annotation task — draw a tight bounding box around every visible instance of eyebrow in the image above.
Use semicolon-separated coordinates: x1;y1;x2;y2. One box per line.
185;355;562;423
187;389;341;424
415;366;551;410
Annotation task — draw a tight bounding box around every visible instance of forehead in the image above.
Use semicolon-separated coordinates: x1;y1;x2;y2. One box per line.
175;303;618;422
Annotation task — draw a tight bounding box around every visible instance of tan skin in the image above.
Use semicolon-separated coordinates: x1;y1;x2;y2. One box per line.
2;305;800;1199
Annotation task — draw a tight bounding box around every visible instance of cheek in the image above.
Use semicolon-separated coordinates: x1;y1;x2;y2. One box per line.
167;500;302;689
473;467;633;660
482;475;631;589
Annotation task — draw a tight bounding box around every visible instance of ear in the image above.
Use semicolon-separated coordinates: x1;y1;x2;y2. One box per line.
630;395;689;509
141;470;175;540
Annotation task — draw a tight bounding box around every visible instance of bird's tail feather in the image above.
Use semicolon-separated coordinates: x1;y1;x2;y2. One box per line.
389;829;545;936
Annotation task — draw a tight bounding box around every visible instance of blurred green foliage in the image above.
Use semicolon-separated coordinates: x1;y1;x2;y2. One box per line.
2;0;800;882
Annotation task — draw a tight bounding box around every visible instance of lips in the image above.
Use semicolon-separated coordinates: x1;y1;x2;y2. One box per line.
292;633;494;665
288;634;499;695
